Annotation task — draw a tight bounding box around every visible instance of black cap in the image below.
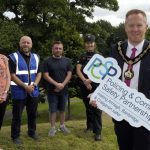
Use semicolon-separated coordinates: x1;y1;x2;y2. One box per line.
84;34;95;42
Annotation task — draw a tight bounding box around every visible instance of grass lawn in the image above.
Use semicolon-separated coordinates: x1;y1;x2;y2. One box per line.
0;98;118;150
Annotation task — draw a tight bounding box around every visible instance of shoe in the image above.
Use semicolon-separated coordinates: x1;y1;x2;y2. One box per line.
59;126;70;134
29;133;39;140
13;138;22;145
95;134;101;141
48;128;57;136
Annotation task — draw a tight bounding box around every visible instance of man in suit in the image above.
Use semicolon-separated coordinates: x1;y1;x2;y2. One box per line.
109;9;150;150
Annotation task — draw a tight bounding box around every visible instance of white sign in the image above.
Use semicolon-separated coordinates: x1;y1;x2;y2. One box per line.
83;54;150;131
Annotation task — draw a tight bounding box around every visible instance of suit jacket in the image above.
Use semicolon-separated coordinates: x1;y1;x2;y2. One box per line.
110;40;150;99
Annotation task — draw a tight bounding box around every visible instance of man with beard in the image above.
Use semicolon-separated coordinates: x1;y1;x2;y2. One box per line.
43;41;72;136
9;36;41;145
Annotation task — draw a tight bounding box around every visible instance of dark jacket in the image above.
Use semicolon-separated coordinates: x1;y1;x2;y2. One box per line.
110;40;150;99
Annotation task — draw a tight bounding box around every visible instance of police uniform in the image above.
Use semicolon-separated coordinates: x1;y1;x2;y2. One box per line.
76;34;102;140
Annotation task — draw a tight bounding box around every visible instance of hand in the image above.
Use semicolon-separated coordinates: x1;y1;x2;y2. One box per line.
83;79;91;86
87;93;93;99
54;88;61;92
25;85;34;93
0;92;8;103
55;83;64;91
86;84;92;90
89;100;97;108
87;93;98;107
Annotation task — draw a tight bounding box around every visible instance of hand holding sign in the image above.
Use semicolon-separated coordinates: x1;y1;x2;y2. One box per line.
83;54;150;131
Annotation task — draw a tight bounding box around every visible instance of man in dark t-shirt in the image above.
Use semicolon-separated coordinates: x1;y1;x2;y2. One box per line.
43;41;72;136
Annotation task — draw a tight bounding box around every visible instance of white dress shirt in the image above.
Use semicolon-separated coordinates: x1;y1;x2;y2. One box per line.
122;40;144;90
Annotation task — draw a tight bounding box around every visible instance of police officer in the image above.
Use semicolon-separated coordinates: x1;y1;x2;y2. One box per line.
76;34;102;141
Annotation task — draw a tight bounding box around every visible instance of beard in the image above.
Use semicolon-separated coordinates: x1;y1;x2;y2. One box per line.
53;51;62;58
21;47;31;54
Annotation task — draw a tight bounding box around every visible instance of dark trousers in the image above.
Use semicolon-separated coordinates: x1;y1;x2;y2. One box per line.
92;107;102;135
114;120;150;150
11;95;38;139
80;85;102;135
0;101;8;129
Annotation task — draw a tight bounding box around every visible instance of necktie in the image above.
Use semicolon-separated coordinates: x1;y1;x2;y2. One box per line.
124;48;137;86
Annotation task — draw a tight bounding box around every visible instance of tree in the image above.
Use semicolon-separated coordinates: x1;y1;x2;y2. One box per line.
0;0;119;98
114;23;127;42
0;19;23;55
146;28;150;41
0;0;119;59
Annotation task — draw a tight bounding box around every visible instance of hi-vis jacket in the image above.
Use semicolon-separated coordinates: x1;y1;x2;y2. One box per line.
9;51;39;99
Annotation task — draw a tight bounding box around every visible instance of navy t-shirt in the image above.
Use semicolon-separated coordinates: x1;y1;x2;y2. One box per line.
43;56;73;94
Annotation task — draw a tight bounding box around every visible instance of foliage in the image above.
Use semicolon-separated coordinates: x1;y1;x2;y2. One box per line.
0;0;119;58
106;23;128;57
114;23;127;42
70;0;119;16
0;19;23;55
146;28;150;41
94;20;115;56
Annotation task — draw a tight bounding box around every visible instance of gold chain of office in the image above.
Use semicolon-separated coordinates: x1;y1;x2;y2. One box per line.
117;41;150;65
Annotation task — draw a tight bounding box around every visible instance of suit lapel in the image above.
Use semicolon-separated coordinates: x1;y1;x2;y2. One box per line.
138;40;150;90
119;41;128;70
